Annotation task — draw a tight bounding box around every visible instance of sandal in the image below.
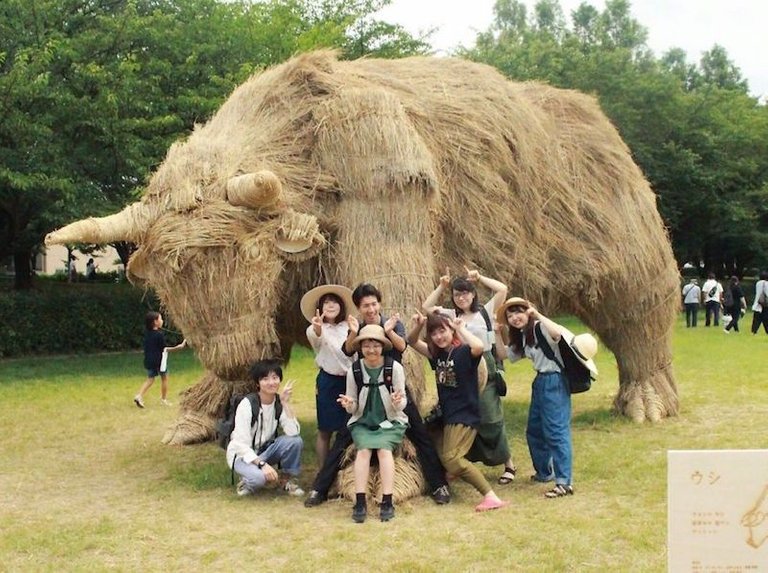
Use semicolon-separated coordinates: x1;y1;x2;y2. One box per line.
544;484;574;498
497;466;517;485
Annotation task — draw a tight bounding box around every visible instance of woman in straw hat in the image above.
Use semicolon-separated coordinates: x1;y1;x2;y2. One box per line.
337;324;407;523
407;311;509;512
422;267;516;485
496;298;590;498
300;285;356;467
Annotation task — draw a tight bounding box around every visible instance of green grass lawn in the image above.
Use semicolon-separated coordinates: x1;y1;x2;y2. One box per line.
1;314;767;572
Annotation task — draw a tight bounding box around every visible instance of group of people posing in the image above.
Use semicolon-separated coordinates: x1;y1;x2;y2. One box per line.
226;269;594;523
682;271;768;334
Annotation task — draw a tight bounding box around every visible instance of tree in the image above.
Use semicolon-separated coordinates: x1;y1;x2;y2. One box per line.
0;0;429;289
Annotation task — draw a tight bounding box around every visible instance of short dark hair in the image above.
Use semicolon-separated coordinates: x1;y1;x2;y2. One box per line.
352;283;382;307
450;277;480;314
425;311;455;356
760;270;768;281
145;311;161;330
317;293;347;324
249;359;283;389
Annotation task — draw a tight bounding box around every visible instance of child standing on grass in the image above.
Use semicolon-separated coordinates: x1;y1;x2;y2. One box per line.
337;324;408;523
133;311;186;408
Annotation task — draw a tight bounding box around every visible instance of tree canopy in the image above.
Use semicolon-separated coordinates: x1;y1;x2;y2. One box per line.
464;0;768;276
0;0;430;288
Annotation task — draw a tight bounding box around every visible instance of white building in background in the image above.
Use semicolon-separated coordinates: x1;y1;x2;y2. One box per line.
35;244;123;275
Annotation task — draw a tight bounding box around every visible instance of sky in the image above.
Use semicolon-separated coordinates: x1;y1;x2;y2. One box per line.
375;0;768;100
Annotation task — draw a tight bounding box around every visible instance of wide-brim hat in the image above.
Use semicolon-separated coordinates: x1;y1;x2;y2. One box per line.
351;324;393;352
300;284;356;322
560;327;599;375
495;297;531;327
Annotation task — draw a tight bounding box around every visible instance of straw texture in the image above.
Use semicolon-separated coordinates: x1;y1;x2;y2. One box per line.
47;51;679;456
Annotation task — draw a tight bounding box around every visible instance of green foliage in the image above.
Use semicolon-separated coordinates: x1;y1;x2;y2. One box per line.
0;281;182;357
1;0;429;290
464;0;768;275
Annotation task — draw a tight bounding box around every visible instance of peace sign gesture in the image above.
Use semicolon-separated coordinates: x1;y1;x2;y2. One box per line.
311;308;325;336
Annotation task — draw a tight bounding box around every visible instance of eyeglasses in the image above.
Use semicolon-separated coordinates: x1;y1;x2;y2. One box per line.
453;291;473;299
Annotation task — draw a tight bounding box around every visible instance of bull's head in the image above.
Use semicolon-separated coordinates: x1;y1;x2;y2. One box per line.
45;168;325;378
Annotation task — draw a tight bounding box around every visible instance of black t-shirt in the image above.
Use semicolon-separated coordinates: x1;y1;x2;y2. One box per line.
143;329;166;370
429;344;481;428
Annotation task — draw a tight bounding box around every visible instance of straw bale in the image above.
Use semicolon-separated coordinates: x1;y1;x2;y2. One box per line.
48;49;681;455
334;438;425;503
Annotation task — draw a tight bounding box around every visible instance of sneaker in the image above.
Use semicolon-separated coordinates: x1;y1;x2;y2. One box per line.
352;504;367;523
304;490;327;508
236;479;252;497
133;395;145;409
161;398;172;406
475;496;510;512
379;503;395;522
283;479;305;497
431;485;451;505
544;484;574;498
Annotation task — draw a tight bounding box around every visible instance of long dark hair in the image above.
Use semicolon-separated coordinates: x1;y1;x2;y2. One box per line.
503;306;535;355
317;293;346;325
451;277;480;314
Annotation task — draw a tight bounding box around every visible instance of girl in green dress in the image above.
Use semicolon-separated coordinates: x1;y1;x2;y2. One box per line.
338;324;408;523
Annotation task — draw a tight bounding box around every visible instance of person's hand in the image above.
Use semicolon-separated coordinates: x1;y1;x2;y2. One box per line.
439;266;451;289
337;394;354;409
384;313;400;334
347;315;359;334
261;462;278;482
465;266;480;283
311;309;324;336
280;379;295;404
410;309;426;329
452;316;466;331
493;320;503;333
525;305;538;320
391;389;405;407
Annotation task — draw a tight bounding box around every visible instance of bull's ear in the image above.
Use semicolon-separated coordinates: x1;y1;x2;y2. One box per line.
226;171;282;211
275;209;325;261
126;246;151;285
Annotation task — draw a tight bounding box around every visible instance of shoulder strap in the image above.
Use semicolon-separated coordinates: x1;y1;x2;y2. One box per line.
479;306;492;331
383;356;394;389
534;322;564;370
352;359;364;392
246;393;261;428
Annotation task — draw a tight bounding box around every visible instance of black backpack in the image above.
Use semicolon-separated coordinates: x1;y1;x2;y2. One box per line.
216;392;283;450
351;356;395;392
534;322;594;394
723;287;735;308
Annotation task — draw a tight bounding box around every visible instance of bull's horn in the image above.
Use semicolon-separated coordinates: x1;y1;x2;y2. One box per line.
226;171;282;210
45;202;155;246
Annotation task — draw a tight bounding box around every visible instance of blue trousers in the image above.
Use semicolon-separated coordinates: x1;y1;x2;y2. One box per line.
526;372;573;485
234;435;303;492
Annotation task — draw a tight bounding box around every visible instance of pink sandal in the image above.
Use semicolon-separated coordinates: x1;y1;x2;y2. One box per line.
475;497;510;512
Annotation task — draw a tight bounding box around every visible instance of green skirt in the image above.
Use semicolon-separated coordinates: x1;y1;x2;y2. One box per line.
466;352;512;465
350;422;407;451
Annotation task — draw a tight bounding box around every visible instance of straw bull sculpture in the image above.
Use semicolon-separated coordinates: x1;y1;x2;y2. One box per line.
47;51;679;497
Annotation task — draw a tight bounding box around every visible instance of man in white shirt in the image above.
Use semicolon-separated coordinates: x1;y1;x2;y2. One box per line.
701;273;723;327
682;278;701;327
750;270;768;335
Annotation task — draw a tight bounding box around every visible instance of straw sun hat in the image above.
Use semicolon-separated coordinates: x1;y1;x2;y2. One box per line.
299;284;356;322
350;324;393;352
495;297;531;326
560;327;599;375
